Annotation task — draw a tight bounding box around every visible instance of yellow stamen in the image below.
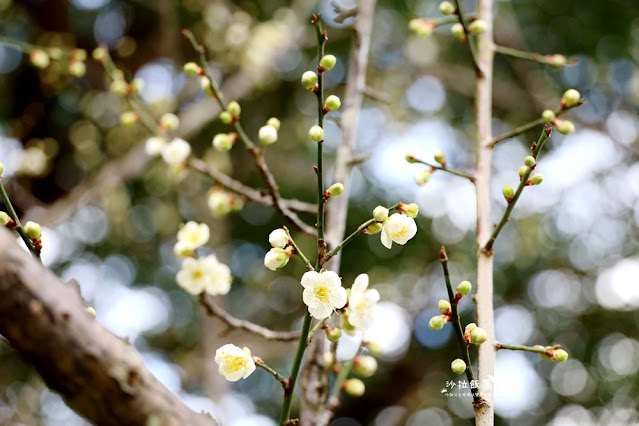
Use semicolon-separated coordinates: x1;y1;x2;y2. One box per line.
392;226;408;239
315;286;329;302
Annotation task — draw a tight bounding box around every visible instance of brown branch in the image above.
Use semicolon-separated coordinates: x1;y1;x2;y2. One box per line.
198;294;301;342
0;227;217;426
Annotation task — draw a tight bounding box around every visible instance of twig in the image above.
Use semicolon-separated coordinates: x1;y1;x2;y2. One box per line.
284;227;314;271
254;357;289;388
407;156;475;182
279;312;312;425
452;0;482;76
494;44;578;67
198;294;300;341
439;247;482;405
484;127;550;251
495;342;561;353
306;318;328;344
313;18;328;264
325;343;364;410
0;180;40;259
331;2;357;24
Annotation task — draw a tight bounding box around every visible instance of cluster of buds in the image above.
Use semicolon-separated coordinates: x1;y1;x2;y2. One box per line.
207;189;243;217
408;18;437;37
397;202;419;219
219;101;241;125
68;48;87;77
258;117;280;145
464;323;487;345
28;47;87;78
110;76;145;98
429;280;473;331
406;151;447;187
537;346;569;362
325;348;381;398
264;228;294;271
542;89;581;135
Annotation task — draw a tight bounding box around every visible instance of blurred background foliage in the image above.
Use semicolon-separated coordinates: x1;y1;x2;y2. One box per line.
0;0;638;425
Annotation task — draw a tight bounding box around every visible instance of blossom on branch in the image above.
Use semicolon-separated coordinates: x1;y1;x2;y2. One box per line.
177;221;210;251
301;271;347;319
381;213;417;249
346;274;379;332
176;255;231;296
214;344;256;382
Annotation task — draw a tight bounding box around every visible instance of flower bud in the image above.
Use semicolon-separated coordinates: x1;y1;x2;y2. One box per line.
264;247;290;271
561;89;581;108
301;71;318;90
415;169;432;186
456;280;472;296
213;133;233;152
327;182;344;197
183;62;202;75
159;113;180;132
439;1;456;15
429;315;447;330
518;166;529;178
373;206;389;222
231;196;244;212
129;78;145;94
227;101;241;118
470;327;487;344
502;185;514;201
70;49;87;61
258;125;278;145
29;49;50;69
325;95;341;111
68;60;86;77
162;138;191;165
92;47;108;62
451;358;466;375
208;191;232;217
439;299;451;314
324;352;334;367
266;117;281;131
554;119;575;135
552;349;569;362
0;211;11;226
353;355;378;377
434;150;446;166
405;153;418;163
529;174;543;185
524;156;536;167
0;161;4;177
86;307;97;318
366;341;384;356
319;54;337;71
120;112;139;126
268;228;289;248
308;125;324;142
542;110;556;123
409;18;435;37
343;379;365;397
547;54;567;69
364;222;383;235
145;136;167;157
219;111;233;124
451;23;466;41
24;221;41;240
404;203;419;218
201;76;215;97
326;326;342;342
110;80;129;96
468;19;487;35
464;323;477;334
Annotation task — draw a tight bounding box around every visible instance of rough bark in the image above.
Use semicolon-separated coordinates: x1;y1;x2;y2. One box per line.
0;227;217;426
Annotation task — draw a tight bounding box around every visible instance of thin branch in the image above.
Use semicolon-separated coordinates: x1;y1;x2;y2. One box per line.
494;44;578;67
484;127;551;251
407;156;475;182
0;180;40;258
279;312;312;425
325;343;364;411
198;294;301;341
307;318;328;344
254;357;289;388
283;227;314;271
331;2;357;24
452;0;482;76
313;18;328;263
440;247;482;405
495;342;561;353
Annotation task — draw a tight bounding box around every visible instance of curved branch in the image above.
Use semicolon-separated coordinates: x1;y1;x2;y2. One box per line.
0;228;217;426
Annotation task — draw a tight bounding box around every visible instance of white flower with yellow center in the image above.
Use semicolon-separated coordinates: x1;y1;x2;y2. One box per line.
161;138;191;165
177;221;210;250
381;213;417;249
176;255;232;296
214;344;256;382
347;274;380;332
301;271;347;319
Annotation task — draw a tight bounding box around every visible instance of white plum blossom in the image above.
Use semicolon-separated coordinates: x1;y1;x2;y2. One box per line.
301;271;347;319
269;228;289;248
214;344;256;382
264;248;290;271
381;213;417;249
347;274;380;332
161;138;191;165
176;255;232;296
177;221;210;250
208;191;233;217
144;136;167;157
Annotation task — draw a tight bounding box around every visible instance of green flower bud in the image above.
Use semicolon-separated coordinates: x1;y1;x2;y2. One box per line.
451;23;466;41
429;315;447;330
308;125;324;142
353;355;378;378
530;174;544;185
542;109;556;123
68;60;86;77
200;76;214;97
259;125;278;145
0;161;4;177
405;203;419;218
451;358;466;375
555;119;575;135
86;307;97;318
464;323;477;334
366;341;384;356
439;1;456;15
415;169;432;186
29;49;50;69
24;221;41;240
301;71;318;90
319;54;337;71
524;156;536;167
553;349;569;362
456;280;472;296
219;111;233;124
326;326;342;342
343;378;365;397
373;206;389;222
266;117;281;131
324;351;334;367
409;18;435;37
0;211;11;226
213;133;233;152
364;222;384;235
183;62;201;75
562;89;581;108
547;54;567;69
327;183;344;197
438;299;451;314
405;153;419;163
470;327;487;344
129;78;145;94
159;113;180;132
325;95;341;111
109;80;129;96
120;111;139;126
92;47;108;62
227;101;241;118
518;165;529;178
502;185;514;200
468;19;487;35
434;150;446;166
